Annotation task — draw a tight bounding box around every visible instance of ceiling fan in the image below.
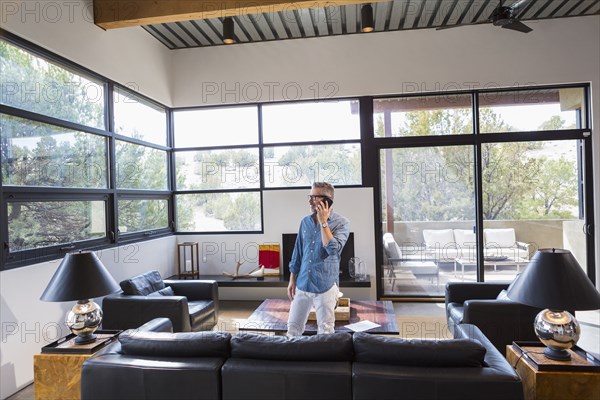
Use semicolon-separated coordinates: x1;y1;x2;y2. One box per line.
437;0;533;33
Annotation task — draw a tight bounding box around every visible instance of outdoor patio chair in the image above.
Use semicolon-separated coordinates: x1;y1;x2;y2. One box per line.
383;233;439;289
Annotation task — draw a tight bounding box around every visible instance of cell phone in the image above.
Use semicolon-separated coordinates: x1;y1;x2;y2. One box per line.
322;197;333;208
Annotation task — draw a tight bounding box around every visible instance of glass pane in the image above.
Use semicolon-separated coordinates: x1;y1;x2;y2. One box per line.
177;192;262;232
173;106;258;147
175;148;260;190
482;140;583;282
116;141;168;190
0;40;104;129
374;94;473;137
262;100;360;143
1;114;107;188
118;199;169;233
8;200;106;252
113;88;167;145
380;146;476;297
263;144;361;188
479;88;586;133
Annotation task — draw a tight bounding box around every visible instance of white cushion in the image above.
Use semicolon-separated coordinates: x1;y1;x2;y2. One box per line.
484;228;516;248
383;233;401;259
453;229;476;248
422;229;455;248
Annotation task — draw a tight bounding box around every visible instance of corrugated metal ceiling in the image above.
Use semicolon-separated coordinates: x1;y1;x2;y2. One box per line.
142;0;600;49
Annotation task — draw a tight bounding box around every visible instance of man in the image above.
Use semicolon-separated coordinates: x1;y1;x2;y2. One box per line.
286;182;350;336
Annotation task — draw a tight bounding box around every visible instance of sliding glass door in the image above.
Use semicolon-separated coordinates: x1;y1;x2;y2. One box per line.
374;86;593;299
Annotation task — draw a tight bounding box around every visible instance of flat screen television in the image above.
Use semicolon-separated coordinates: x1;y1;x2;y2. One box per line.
281;232;355;280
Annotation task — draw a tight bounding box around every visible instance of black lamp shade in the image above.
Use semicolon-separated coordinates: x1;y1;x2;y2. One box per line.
507;249;600;311
41;252;120;302
361;4;374;33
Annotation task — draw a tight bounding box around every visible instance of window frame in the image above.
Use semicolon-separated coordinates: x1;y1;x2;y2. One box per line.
1;30;173;270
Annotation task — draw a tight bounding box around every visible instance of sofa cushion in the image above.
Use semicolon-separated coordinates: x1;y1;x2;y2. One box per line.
231;332;353;361
120;270;165;295
147;286;175;297
484;228;516;248
423;229;455;249
453;229;476;248
188;300;215;327
119;330;231;357
353;332;485;367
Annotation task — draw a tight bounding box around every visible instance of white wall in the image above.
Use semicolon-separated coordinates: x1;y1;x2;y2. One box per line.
171;16;600;287
179;187;377;300
0;236;177;399
0;0;173;105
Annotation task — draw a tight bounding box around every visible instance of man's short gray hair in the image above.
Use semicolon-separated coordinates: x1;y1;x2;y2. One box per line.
312;182;335;199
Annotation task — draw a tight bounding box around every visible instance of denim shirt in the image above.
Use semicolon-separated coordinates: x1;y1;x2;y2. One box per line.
289;211;350;294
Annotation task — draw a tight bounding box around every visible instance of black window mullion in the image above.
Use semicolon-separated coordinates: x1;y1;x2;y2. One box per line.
473;92;485;283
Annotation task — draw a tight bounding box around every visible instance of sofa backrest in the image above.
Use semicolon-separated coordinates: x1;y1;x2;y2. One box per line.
422;228;517;248
119;329;231;358
352;332;486;367
230;332;353;361
119;270;165;295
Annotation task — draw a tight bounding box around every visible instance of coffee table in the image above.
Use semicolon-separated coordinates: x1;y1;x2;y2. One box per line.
239;299;399;335
454;257;529;279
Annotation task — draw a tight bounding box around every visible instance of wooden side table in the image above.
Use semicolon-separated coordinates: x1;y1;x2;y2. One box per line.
34;331;120;400
34;353;92;400
506;344;600;400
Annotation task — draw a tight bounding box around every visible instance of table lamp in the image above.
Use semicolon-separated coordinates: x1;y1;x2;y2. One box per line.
40;251;120;344
507;248;600;361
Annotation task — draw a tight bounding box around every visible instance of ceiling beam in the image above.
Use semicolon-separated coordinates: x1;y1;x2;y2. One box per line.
94;0;390;30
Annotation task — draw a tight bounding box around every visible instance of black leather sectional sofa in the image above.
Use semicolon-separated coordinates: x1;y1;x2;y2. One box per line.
81;318;523;400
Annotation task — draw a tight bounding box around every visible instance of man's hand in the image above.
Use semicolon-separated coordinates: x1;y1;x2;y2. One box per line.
288;274;297;300
316;199;331;225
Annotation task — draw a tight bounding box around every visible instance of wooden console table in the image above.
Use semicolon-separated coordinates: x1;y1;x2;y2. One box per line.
506;344;600;400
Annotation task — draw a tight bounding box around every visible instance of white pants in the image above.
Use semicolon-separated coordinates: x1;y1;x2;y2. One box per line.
286;284;339;336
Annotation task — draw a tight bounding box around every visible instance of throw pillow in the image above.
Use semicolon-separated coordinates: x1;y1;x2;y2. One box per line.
147;286;175;297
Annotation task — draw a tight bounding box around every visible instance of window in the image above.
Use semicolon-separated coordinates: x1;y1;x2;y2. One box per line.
176;192;261;232
174;106;258;147
262;101;360;143
1;114;107;188
118;198;169;234
8;199;106;252
0;40;104;129
479;88;587;133
1;36;170;269
116;141;168;190
113;87;167;146
261;99;362;189
374;94;473;137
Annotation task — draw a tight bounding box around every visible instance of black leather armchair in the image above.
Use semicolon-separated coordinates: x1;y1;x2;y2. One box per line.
445;282;541;353
102;271;219;332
